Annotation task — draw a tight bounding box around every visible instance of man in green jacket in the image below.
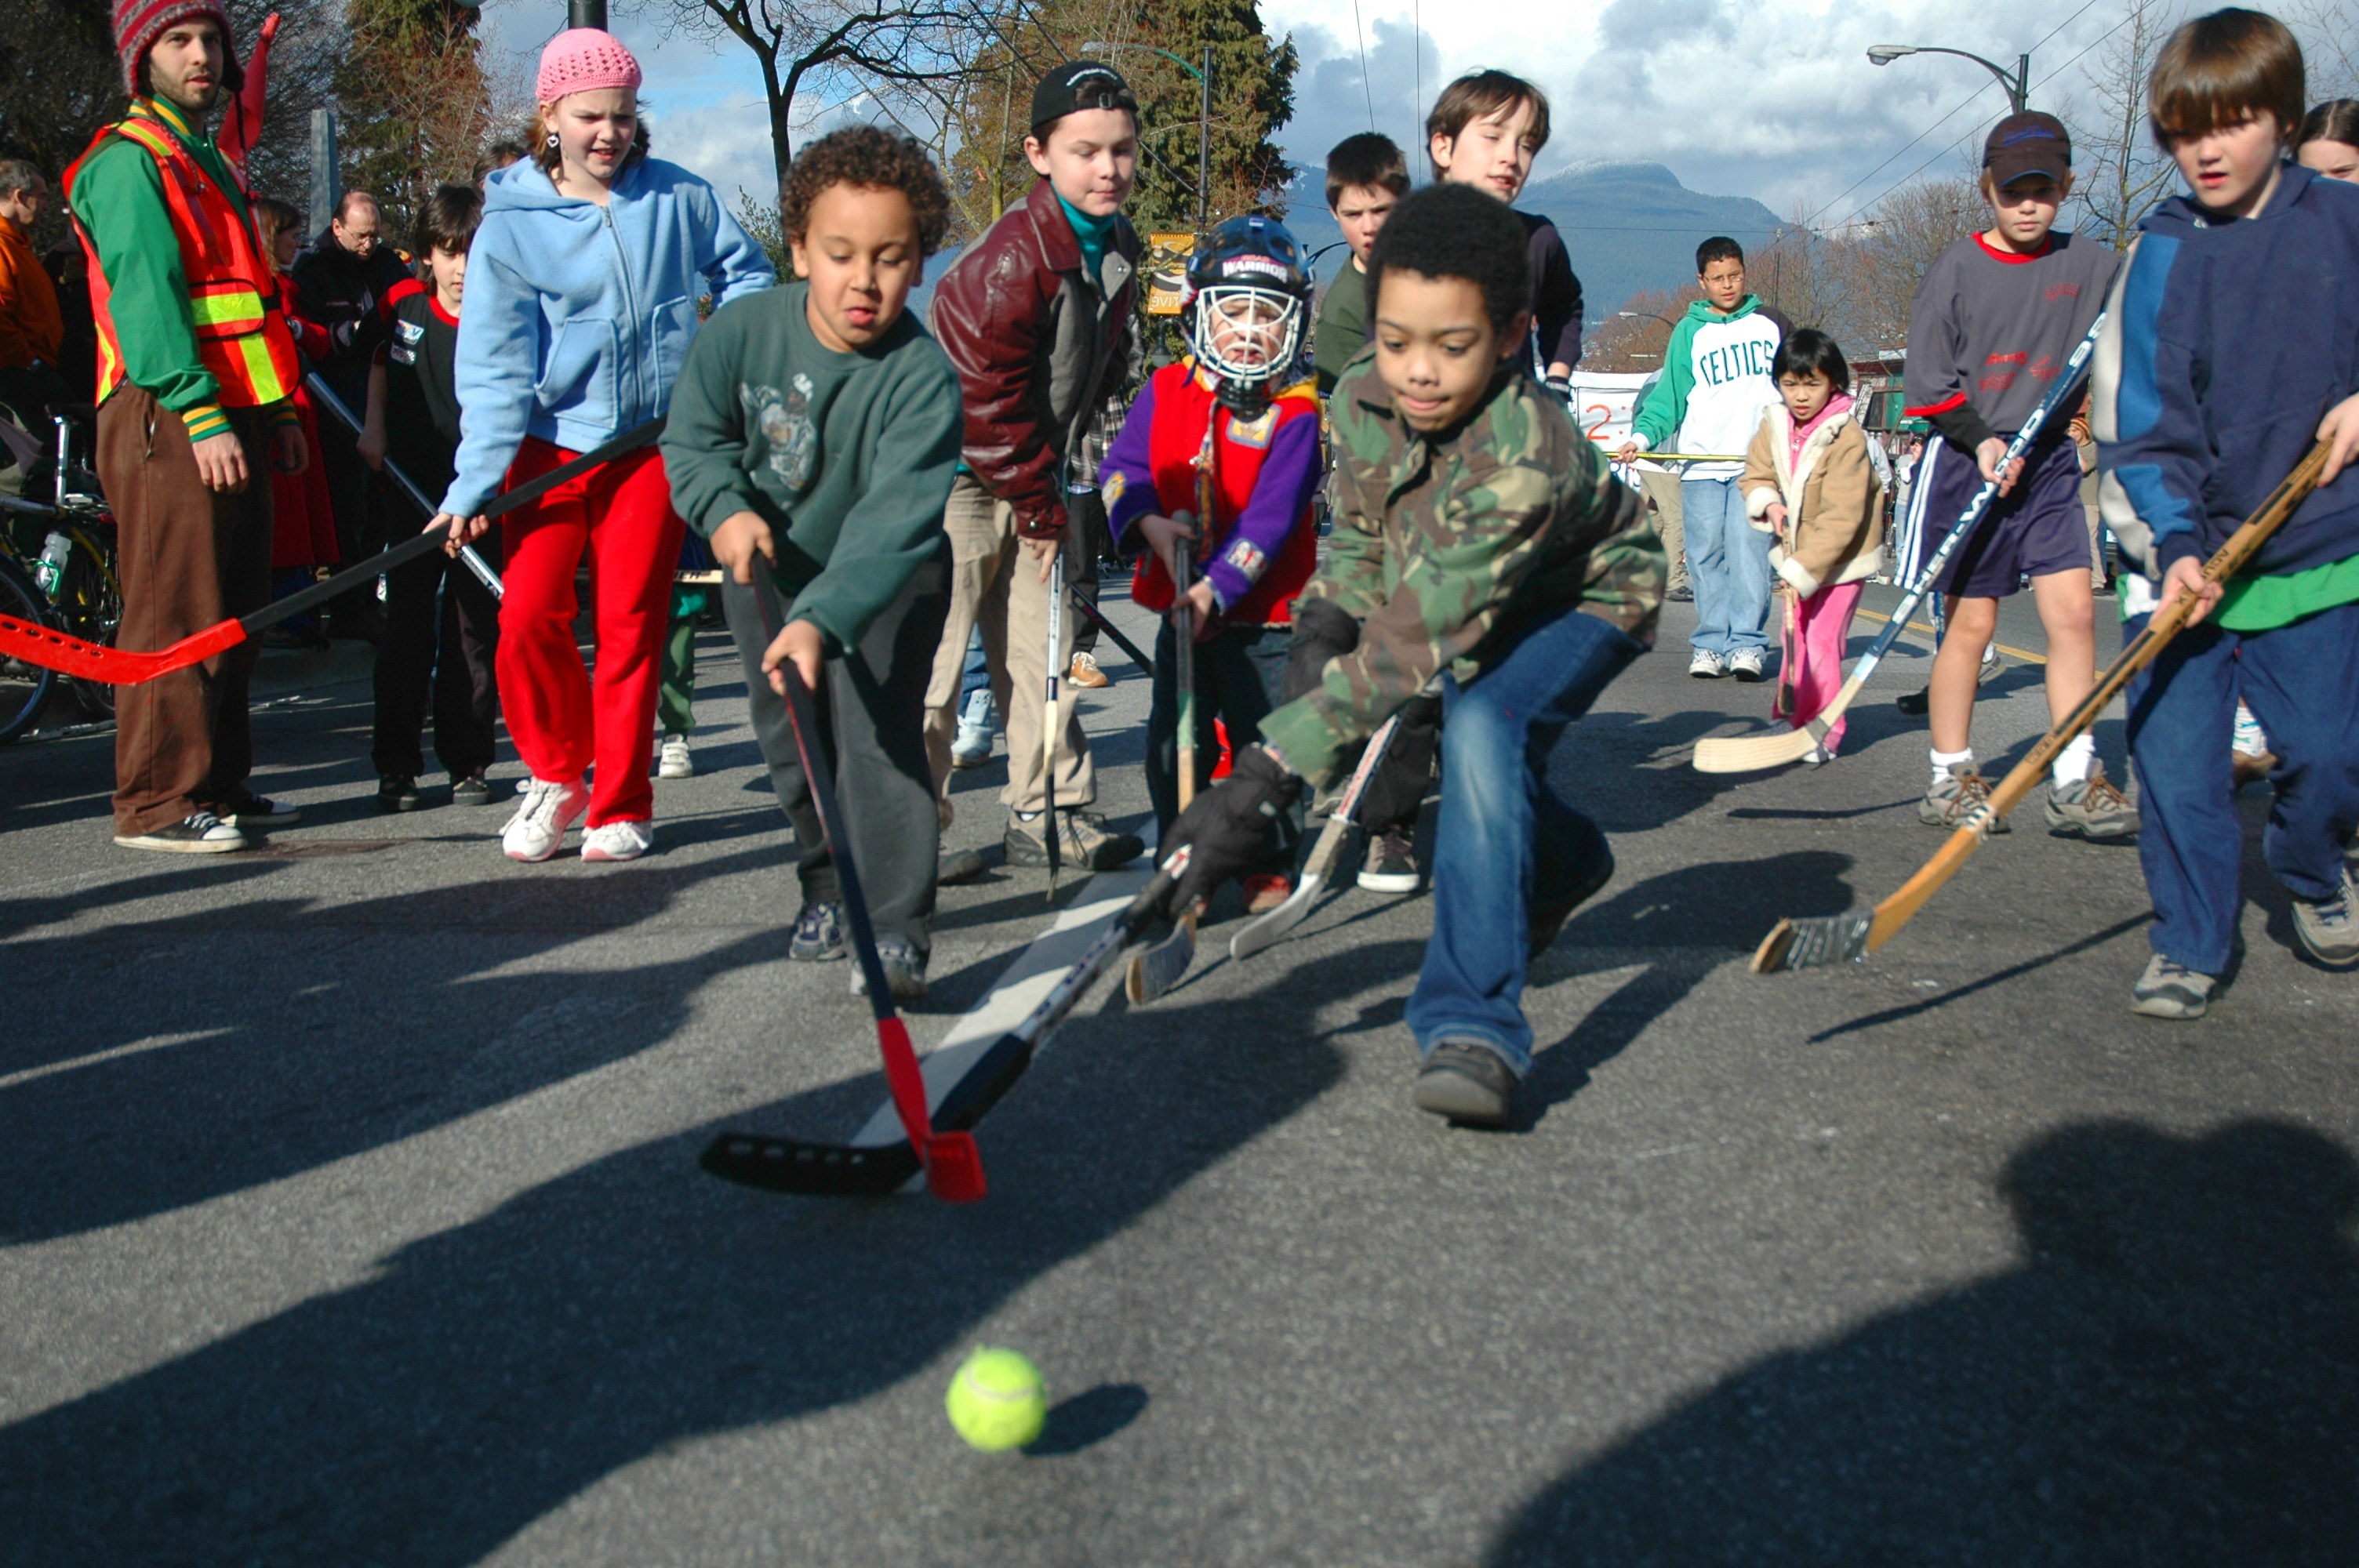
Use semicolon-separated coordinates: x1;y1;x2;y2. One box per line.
67;0;306;853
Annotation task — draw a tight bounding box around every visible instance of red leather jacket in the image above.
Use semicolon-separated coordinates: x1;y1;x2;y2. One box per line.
929;180;1138;539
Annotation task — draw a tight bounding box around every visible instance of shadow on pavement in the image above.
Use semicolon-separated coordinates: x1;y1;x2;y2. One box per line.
0;948;1369;1565
1485;1119;2359;1565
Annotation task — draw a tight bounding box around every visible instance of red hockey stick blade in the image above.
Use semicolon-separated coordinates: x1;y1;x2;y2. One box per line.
0;612;245;684
921;1130;987;1203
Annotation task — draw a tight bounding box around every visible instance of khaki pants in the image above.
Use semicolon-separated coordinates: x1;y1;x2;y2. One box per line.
1637;467;1688;588
100;388;274;836
923;474;1095;822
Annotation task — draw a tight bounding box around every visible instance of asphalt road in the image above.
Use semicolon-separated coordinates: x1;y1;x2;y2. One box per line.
3;588;2355;1566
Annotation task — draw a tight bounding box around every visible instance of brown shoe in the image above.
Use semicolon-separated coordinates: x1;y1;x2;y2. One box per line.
1068;651;1109;689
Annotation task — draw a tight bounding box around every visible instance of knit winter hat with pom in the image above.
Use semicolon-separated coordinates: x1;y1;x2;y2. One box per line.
112;0;243;96
536;28;642;105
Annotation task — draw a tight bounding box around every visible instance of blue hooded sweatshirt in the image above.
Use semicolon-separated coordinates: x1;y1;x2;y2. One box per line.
2096;162;2359;580
439;155;775;519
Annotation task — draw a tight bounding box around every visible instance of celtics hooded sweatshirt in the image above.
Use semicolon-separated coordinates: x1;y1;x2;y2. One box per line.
1630;295;1789;481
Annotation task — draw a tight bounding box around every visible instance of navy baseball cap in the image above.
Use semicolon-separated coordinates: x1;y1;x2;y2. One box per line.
1031;60;1137;132
1984;111;2072;187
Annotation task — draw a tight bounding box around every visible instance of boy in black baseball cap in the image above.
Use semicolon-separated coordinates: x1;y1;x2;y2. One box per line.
921;61;1147;877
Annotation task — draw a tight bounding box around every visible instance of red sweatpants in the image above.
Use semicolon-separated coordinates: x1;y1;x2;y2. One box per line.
496;437;684;827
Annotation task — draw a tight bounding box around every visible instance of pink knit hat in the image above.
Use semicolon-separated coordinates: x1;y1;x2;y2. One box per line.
536;28;642;105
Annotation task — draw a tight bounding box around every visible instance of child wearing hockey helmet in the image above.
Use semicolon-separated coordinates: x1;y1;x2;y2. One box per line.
1181;215;1311;417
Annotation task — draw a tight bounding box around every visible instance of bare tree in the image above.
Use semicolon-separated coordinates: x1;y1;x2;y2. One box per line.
2284;0;2357;101
1583;284;1699;373
2066;0;2182;253
1837;172;1983;353
634;0;1002;208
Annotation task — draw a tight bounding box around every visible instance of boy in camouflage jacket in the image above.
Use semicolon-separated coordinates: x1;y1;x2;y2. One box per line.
1158;183;1663;1127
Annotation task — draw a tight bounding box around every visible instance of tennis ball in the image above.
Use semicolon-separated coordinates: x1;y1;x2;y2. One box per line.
945;1347;1047;1452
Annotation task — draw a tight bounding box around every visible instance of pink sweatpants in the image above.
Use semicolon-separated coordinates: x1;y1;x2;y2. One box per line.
1776;580;1863;755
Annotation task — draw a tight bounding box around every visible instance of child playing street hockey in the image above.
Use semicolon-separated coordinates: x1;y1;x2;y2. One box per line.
1103;215;1324;916
663;125;964;1000
1311;132;1405;397
361;183;500;814
432;28;773;865
924;60;1148;880
1616;238;1790;681
1152;183;1663;1129
2096;8;2359;1019
1900;109;2129;840
1741;328;1885;763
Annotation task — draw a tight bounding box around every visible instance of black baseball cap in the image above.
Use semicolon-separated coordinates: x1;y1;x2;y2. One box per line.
1031;60;1137;132
1984;111;2072;187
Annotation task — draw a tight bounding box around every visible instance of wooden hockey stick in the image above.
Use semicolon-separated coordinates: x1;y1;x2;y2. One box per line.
1695;313;2108;775
0;418;663;684
1753;438;2331;975
1042;548;1065;895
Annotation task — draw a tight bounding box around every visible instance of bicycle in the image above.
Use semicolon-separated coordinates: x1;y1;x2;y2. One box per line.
0;540;56;742
0;406;122;725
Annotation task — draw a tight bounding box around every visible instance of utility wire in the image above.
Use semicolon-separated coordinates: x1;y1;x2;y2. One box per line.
1353;0;1376;132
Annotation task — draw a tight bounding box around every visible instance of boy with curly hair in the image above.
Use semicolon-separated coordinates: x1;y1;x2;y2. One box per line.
1155;183;1663;1128
663;125;965;999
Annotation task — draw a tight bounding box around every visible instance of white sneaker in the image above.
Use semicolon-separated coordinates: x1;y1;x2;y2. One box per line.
1728;648;1767;683
580;818;655;862
657;733;694;779
501;776;591;862
1688;649;1726;678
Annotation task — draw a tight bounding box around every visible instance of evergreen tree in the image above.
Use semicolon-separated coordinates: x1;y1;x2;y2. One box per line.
1113;0;1296;234
333;0;500;240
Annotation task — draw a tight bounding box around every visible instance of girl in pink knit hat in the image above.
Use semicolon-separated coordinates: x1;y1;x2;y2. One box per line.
432;27;773;864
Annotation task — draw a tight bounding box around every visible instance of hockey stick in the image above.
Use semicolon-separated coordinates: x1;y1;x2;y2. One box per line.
1042;548;1065;895
698;590;985;1200
1608;452;1749;463
1071;594;1157;680
0;417;663;684
303;372;501;599
1128;422;1223;1004
1773;587;1800;724
1229;709;1402;961
1753;438;2331;975
1126;525;1200;1003
700;845;1190;1197
1693;314;2107;775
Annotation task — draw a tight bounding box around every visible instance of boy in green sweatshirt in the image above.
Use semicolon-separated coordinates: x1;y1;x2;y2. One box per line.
662;126;962;1000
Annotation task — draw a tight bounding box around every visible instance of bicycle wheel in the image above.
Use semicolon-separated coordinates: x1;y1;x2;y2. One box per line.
59;527;122;720
0;554;60;743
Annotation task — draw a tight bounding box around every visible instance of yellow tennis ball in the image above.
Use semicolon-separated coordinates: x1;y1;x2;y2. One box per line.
945;1347;1047;1452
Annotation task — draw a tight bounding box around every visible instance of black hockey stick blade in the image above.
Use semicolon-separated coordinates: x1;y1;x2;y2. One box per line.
702;855;1187;1197
700;1134;922;1196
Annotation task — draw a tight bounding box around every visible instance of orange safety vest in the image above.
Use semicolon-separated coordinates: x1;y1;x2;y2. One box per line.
64;110;300;408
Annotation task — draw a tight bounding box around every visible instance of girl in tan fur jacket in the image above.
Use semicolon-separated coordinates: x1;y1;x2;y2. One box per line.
1741;329;1885;760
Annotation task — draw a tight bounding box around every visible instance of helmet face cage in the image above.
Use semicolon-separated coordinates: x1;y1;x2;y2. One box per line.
1187;284;1304;387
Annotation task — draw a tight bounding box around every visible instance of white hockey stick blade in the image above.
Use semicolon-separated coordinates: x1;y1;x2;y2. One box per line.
1228;866;1329;960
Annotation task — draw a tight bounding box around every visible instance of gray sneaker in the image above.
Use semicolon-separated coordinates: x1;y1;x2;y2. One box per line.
2132;953;2215;1019
1004;809;1146;871
851;934;929;1000
1918;764;2009;833
1411;1040;1518;1127
2292;872;2359;968
2045;764;2138;840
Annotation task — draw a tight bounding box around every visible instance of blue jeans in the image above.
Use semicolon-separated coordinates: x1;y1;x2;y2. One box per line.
1684;476;1772;655
2126;598;2359;975
1405;605;1642;1070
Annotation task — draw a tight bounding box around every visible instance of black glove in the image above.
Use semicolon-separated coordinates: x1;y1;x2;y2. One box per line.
1158;743;1303;917
1283;596;1358;706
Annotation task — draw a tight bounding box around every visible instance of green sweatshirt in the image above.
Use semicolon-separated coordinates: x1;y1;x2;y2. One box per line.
663;279;961;653
1312;259;1371;396
65;97;264;442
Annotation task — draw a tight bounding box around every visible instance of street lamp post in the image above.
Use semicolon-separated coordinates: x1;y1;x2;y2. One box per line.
1082;39;1214;230
569;0;605;29
1866;43;2030;114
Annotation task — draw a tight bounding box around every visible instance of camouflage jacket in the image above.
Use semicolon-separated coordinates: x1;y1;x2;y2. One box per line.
1257;356;1664;786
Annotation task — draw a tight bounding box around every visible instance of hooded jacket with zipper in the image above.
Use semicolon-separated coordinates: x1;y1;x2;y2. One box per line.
1742;394;1886;597
1629;294;1789;481
438;154;773;521
929;179;1139;539
2095;162;2359;581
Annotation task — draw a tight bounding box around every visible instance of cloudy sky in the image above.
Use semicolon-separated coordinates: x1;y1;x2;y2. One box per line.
478;0;2145;226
